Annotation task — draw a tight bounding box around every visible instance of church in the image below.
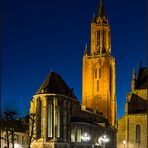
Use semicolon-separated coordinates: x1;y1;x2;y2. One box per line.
117;65;148;148
30;0;117;147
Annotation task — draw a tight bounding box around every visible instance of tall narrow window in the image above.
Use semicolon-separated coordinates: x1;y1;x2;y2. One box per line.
47;100;53;138
99;68;101;78
41;102;43;137
36;98;41;139
110;66;112;96
103;30;106;51
76;128;81;142
95;69;97;79
97;31;100;50
97;80;99;91
71;128;75;142
136;124;141;143
57;105;60;138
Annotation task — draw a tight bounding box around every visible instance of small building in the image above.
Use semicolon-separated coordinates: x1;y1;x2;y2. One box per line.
117;66;148;148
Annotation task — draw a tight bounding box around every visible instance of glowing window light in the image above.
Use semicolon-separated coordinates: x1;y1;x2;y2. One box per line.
123;140;126;145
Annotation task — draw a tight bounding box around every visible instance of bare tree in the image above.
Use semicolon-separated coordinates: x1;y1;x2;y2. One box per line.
0;111;17;148
26;113;40;148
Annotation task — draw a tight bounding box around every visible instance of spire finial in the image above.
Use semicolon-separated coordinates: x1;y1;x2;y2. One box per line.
92;13;95;22
85;43;87;49
84;43;88;55
131;68;136;91
98;0;106;18
132;68;136;80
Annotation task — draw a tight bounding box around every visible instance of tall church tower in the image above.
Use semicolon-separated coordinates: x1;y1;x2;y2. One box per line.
82;0;116;126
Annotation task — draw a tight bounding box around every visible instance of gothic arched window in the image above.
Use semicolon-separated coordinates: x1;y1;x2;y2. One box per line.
99;68;101;78
97;30;100;48
36;98;42;139
95;68;97;79
136;124;141;143
47;99;53;138
102;30;106;51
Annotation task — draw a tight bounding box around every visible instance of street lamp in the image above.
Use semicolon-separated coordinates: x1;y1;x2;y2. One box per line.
81;133;90;148
123;140;126;148
99;135;109;148
81;133;91;142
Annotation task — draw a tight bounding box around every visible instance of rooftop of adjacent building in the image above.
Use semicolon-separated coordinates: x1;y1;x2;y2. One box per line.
136;65;148;89
125;65;148;115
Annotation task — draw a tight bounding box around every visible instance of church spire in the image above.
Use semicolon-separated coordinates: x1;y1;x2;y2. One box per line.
131;68;136;91
84;43;88;55
97;0;106;18
90;0;110;55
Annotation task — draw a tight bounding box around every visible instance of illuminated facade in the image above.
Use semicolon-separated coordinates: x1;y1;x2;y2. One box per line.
30;72;116;148
30;0;117;148
117;66;148;148
82;0;116;127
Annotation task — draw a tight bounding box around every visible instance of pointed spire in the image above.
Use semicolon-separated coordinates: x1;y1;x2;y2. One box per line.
92;13;96;22
84;43;88;55
50;68;53;73
98;0;106;18
132;68;136;80
131;68;136;91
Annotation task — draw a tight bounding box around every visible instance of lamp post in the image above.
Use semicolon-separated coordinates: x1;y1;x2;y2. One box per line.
123;140;126;148
81;133;90;147
99;135;109;148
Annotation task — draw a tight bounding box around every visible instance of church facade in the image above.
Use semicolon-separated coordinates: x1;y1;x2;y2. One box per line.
117;66;148;148
30;0;117;148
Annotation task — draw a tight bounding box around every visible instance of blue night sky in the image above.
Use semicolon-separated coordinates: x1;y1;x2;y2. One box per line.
2;0;147;119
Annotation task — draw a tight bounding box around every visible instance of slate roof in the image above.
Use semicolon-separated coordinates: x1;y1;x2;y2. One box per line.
136;67;148;89
36;71;78;99
128;93;147;114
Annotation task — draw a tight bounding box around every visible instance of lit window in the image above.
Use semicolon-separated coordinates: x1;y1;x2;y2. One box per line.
47;100;53;138
57;104;60;138
76;128;81;142
71;128;75;142
136;124;141;143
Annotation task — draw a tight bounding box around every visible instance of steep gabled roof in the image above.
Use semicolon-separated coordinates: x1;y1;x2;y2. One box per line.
136;67;148;89
36;72;78;99
128;93;147;114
